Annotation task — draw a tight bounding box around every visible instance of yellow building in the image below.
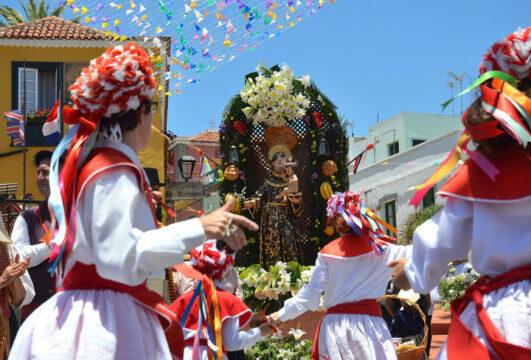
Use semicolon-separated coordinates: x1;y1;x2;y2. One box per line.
0;17;170;201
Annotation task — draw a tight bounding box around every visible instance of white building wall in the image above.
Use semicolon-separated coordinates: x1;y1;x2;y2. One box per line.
349;130;463;229
349;112;462;172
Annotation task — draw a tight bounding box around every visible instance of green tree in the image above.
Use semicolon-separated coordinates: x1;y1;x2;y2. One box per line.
398;204;443;245
0;0;74;27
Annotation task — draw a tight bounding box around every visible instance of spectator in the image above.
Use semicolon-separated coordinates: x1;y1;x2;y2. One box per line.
10;150;59;320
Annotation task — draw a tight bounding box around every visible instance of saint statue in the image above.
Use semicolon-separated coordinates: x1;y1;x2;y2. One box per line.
243;126;303;268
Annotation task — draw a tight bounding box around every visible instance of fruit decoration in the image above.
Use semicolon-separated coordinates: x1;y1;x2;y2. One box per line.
321;160;338;177
312;112;323;129
319;182;333;200
324;226;335;236
224;193;242;214
233;121;247;135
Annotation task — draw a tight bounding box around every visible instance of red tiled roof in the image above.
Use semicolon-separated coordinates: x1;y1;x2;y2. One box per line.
0;17;112;40
190;130;219;143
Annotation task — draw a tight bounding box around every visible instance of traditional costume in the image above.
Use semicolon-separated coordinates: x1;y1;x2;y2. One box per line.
170;241;261;360
406;27;531;359
9;43;206;360
276;191;411;360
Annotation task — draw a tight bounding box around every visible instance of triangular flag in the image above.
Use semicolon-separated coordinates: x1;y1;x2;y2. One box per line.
81;6;88;15
215;10;223;21
66;0;75;5
130;1;136;9
102;22;109;28
126;9;133;15
114;19;121;26
139;4;146;12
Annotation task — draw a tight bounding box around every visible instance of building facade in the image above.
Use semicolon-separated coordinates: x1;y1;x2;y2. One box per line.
349;112;464;233
0;17;170;200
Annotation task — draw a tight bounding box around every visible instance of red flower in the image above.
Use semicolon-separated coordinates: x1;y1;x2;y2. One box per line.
312;112;323;129
233;120;246;135
43;109;48;112
38;111;43;116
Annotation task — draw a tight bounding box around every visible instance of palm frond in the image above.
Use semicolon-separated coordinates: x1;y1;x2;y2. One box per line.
50;4;65;18
17;0;29;21
0;6;26;25
37;0;48;19
0;19;6;27
70;16;80;24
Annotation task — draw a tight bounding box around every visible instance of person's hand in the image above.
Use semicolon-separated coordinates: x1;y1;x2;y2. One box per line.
258;321;276;336
249;310;268;328
267;311;280;325
243;200;254;211
199;196;258;251
0;254;31;289
387;258;411;290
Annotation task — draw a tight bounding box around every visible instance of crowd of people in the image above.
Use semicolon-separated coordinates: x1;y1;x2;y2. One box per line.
0;26;529;360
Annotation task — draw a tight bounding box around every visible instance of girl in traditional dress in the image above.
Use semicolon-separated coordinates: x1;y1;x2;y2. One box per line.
269;191;411;360
9;43;257;360
389;27;531;359
170;240;273;360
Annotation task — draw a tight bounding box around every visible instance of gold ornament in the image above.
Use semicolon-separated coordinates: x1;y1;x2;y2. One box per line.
322;160;338;176
225;193;242;213
324;226;335;236
224;164;240;181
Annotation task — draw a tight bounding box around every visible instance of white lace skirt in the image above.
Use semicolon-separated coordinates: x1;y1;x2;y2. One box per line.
317;313;397;360
437;279;531;359
9;289;172;360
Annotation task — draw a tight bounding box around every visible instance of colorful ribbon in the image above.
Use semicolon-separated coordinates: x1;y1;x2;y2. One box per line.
491;78;531;125
409;132;471;208
441;71;518;111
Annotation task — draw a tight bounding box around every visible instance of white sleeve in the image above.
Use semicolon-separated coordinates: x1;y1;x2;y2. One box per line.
222;317;261;352
11;215;50;267
80;170;206;286
278;256;328;322
385;244;413;263
8;244;35;306
405;198;473;294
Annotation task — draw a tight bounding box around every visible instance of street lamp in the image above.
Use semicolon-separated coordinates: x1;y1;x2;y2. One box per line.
178;155;196;182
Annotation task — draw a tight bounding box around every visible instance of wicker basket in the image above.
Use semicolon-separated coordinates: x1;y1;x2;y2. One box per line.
380;294;428;360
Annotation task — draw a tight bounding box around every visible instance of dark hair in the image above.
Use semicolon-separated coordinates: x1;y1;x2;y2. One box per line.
99;100;152;134
464;78;531;153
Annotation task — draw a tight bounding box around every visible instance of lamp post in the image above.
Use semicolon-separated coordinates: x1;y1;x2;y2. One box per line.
178;155;196;182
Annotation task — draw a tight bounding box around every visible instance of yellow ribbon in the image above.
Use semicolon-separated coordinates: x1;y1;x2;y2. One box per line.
491;78;531;118
412;132;471;190
209;279;223;360
366;209;398;234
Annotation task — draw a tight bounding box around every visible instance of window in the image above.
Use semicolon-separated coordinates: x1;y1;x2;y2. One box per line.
18;68;38;111
388;141;399;156
412;139;425;147
423;187;435;208
384;200;397;236
13;62;61;146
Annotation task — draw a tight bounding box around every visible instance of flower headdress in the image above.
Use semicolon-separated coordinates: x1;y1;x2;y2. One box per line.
45;43;157;274
410;28;531;208
190;240;234;281
327;191;397;255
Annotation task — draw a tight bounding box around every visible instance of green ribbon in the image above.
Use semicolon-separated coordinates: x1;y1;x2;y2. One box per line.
441;71;518;111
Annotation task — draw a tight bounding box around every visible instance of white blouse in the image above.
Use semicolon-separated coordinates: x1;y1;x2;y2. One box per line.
405;196;531;294
10;140;206;360
279;244;411;322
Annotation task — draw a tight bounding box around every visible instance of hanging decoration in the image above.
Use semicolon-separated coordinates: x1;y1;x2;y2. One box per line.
60;0;341;95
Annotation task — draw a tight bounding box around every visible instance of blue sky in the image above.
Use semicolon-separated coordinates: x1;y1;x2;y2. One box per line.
3;0;530;136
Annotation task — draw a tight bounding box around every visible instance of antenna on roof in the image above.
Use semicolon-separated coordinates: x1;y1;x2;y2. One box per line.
206;119;216;130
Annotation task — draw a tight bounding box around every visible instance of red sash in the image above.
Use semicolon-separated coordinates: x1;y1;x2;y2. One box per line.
447;264;531;360
311;299;382;360
59;148;184;359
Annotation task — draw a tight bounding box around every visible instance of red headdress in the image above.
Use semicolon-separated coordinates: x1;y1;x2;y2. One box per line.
189;240;235;281
326;191;397;255
410;28;531;208
46;43;157;274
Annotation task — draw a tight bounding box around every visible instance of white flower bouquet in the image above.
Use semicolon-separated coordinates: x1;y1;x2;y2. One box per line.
238;261;314;313
240;63;311;128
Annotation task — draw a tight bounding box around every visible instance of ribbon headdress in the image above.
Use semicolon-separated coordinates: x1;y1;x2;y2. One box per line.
180;241;235;360
410;27;531;208
45;43;156;275
327;191;397;255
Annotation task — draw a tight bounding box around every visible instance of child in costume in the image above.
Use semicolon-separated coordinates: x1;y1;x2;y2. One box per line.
389;27;531;359
9;43;256;360
269;191;411;360
170;240;273;360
